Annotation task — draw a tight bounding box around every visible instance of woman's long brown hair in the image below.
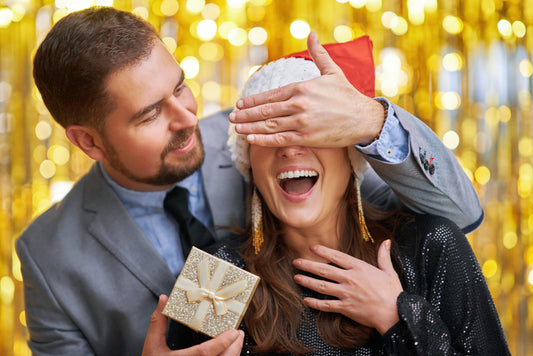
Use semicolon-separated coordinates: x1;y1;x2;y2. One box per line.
239;173;404;354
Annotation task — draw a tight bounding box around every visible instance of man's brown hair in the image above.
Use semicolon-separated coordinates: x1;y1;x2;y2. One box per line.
33;7;160;130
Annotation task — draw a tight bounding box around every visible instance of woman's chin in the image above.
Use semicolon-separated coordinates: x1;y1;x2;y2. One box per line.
278;211;319;230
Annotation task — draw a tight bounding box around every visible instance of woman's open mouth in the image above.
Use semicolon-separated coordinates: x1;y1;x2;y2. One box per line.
277;170;319;195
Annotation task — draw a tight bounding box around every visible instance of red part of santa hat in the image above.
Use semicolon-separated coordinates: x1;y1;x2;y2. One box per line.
285;35;375;98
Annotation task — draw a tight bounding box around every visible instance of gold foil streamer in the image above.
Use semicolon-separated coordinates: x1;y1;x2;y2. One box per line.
2;1;533;355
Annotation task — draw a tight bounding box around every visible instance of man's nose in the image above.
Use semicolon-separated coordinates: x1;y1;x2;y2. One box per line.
167;97;198;130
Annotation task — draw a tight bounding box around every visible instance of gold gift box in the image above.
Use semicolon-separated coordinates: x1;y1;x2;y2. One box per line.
162;246;260;338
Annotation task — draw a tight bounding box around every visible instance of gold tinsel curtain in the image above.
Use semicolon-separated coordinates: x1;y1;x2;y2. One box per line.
1;0;532;355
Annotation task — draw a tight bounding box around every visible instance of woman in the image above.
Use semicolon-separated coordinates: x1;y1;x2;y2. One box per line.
170;42;509;355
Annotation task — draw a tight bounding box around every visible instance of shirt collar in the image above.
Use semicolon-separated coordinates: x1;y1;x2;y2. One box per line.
97;162;202;209
97;162;170;209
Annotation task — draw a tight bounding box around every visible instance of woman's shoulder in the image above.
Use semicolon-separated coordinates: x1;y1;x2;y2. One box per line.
393;214;480;294
394;214;471;264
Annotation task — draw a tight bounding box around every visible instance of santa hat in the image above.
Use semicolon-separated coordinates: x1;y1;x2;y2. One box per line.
227;36;375;183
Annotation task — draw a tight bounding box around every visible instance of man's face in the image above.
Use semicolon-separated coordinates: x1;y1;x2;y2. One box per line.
99;41;204;191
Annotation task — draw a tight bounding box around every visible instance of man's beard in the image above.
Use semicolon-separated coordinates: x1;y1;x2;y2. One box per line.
103;126;205;187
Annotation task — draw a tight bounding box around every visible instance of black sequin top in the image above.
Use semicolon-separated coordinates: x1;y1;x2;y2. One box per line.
168;214;510;355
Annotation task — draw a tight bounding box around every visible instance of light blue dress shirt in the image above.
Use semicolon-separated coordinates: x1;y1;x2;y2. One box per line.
99;164;213;276
99;97;407;276
356;97;409;162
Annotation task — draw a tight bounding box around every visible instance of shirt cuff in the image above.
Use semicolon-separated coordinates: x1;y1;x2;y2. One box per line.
356;97;409;163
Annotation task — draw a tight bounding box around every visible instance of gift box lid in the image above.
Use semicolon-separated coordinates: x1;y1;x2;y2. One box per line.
162;246;260;338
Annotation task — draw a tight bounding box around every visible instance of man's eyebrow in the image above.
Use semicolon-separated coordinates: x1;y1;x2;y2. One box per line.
129;71;185;122
130;99;163;122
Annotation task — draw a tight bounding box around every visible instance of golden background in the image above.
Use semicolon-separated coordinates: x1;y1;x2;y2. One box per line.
1;0;532;354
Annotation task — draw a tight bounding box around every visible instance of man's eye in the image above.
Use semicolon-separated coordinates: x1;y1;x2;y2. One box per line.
143;106;162;123
174;85;185;95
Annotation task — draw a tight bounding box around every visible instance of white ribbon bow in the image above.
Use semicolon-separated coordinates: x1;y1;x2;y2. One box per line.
176;258;248;330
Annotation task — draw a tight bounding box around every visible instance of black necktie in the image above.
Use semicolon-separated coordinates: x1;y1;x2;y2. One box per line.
164;186;215;258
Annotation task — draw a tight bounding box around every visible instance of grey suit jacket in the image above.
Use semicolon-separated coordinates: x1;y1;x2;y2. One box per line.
16;106;482;355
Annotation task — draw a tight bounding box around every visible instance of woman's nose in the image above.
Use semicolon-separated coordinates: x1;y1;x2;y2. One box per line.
277;146;308;158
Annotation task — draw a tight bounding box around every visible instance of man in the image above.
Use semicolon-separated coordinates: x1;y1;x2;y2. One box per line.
17;7;482;356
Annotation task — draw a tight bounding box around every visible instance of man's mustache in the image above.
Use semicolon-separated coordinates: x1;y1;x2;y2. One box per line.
161;126;197;158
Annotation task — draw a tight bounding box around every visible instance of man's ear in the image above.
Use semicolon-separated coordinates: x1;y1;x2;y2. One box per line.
65;125;106;161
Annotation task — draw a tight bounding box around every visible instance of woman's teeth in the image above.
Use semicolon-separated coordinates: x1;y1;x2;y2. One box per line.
277;170;318;180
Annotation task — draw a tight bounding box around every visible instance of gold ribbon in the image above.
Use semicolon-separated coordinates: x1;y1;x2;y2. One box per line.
176;257;248;330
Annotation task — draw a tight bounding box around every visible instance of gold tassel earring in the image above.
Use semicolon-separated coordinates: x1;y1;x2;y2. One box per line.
251;187;264;254
356;177;374;243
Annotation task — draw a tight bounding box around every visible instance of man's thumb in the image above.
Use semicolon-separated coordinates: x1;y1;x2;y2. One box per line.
142;295;170;355
307;31;341;76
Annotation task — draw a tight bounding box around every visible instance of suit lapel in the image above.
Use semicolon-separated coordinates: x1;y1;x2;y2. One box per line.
202;136;231;229
83;165;176;296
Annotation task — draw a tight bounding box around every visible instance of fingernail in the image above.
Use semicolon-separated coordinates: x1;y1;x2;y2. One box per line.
236;124;242;131
230;329;240;340
237;99;243;108
247;134;255;143
293;259;301;266
386;240;391;250
238;330;245;338
229;112;235;122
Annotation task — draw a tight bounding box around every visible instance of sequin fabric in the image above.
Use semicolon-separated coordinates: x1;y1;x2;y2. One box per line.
167;214;510;355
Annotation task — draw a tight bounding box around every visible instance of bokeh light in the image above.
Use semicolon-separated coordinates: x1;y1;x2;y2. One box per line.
197;19;217;41
227;0;246;9
0;7;14;27
219;21;237;39
160;0;179;16
180;56;200;79
228;27;247;46
512;21;526;38
497;19;512;37
475;166;491;185
443;130;460;150
290;20;311;39
349;0;366;9
248;27;268;45
442;15;463;34
442;53;463;71
186;0;205;13
333;25;354;42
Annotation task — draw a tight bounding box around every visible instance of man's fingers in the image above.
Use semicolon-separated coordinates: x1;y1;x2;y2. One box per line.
235;115;304;135
302;296;343;314
307;31;341;76
231;102;294;124
191;329;241;356
293;258;343;282
308;244;362;270
235;84;294;111
246;132;300;147
150;295;169;339
294;273;344;298
141;295;169;355
219;330;245;356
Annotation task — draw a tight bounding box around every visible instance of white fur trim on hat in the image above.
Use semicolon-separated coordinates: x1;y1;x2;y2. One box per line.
228;57;368;182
